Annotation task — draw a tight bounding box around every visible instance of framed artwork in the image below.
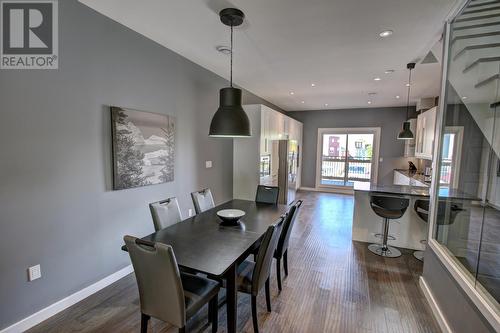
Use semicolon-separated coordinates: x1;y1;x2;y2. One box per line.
111;106;175;190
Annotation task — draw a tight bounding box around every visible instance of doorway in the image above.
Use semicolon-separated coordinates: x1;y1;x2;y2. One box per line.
316;127;380;191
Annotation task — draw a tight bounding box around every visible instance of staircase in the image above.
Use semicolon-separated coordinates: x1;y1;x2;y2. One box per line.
446;0;500;156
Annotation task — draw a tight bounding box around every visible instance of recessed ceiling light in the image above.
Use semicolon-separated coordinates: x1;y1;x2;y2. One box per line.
368;101;372;104
385;69;395;74
324;103;329;107
311;83;316;87
462;96;468;99
406;83;410;87
301;101;305;104
379;30;393;38
215;45;231;55
396;95;400;99
290;91;295;95
373;77;381;81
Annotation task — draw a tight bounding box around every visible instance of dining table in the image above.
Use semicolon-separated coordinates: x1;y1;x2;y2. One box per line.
121;199;289;333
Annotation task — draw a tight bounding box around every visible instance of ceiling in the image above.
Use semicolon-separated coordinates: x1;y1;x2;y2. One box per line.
79;0;459;111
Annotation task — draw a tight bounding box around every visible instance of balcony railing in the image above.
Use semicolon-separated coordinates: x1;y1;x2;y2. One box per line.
321;156;372;184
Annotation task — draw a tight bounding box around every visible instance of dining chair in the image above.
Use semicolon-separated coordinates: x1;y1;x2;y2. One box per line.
255;185;279;205
124;236;220;333
191;188;215;214
274;200;302;291
149;197;182;231
234;222;282;333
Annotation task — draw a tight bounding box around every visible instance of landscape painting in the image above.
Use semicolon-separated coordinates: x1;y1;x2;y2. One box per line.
111;106;175;190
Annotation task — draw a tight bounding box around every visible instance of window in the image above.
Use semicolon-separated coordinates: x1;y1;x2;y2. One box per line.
316;128;380;189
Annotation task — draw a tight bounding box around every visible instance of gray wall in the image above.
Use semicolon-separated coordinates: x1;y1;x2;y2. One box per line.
423;248;495;333
288;107;414;188
0;1;280;329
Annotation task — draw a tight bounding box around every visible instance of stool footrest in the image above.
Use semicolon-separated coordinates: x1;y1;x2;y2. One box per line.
368;244;402;258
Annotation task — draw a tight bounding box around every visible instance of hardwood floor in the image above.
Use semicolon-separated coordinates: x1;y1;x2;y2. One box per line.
28;191;440;333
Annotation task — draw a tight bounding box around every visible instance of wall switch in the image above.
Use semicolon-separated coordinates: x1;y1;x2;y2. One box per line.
28;265;41;281
205;161;212;168
188;208;193;217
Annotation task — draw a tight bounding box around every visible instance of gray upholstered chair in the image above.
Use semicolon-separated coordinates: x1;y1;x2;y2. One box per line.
124;236;219;333
191;188;215;214
274;200;302;291
255;185;279;205
234;222;282;333
149;197;182;231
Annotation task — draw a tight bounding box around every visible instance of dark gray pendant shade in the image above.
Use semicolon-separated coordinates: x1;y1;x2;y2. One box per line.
397;121;414;140
397;62;416;140
209;87;251;137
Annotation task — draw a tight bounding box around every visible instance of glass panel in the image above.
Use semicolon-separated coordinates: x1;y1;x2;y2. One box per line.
433;0;500;309
347;133;373;182
321;134;347;186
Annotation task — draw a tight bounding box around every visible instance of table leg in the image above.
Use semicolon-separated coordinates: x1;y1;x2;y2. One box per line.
225;263;237;333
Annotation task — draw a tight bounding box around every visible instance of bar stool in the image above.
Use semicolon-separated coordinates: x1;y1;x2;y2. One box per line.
368;195;409;258
413;200;429;261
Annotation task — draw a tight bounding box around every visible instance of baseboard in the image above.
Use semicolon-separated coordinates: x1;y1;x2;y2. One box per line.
419;276;452;333
0;265;134;333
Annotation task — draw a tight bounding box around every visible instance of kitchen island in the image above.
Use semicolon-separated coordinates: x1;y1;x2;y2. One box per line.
352;182;477;251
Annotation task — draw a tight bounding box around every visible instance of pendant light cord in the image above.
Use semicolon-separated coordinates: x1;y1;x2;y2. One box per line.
406;68;412;119
230;24;233;87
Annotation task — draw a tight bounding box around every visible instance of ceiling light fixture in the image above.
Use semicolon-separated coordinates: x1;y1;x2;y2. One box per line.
215;45;231;55
396;95;400;99
301;101;305;104
324;103;329;107
311;83;316;87
406;83;410;87
209;8;251;137
398;63;416;140
385;69;395;74
374;77;381;81
462;96;468;99
368;101;372;104
379;30;393;37
290;91;295;95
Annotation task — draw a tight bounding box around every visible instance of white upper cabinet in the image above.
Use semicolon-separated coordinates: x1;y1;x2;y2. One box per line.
415;106;437;160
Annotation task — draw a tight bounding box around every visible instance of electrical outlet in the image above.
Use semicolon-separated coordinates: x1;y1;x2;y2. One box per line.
28;265;41;281
188;208;193;217
205;160;212;168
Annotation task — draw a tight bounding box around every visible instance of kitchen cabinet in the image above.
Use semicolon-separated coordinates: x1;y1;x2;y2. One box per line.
415;106;437;160
234;104;303;201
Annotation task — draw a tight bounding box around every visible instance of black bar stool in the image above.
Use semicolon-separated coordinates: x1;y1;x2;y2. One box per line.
368;195;409;258
413;200;430;261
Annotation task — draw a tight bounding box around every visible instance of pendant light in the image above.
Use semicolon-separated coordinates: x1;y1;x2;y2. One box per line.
397;62;416;140
209;8;251;137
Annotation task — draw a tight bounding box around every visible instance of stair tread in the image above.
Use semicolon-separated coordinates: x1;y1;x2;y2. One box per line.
463;56;500;72
463;4;500;14
455;12;500;23
452;30;500;43
453;42;500;60
454;20;500;31
468;0;500;8
475;74;500;88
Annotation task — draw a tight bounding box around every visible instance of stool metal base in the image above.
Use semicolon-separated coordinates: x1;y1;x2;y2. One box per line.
413;250;424;261
368;244;402;258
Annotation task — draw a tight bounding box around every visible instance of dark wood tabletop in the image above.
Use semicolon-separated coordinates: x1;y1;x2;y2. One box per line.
126;199;288;276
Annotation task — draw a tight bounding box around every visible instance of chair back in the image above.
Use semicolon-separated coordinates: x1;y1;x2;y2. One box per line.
370;195;409;218
252;220;282;295
414;199;430;222
149;197;182;231
255;185;280;205
124;236;185;328
191;188;215;214
276;200;302;258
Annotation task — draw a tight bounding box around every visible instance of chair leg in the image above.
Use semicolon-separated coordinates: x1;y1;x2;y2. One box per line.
141;313;150;333
276;258;282;291
251;295;259;333
265;278;272;312
209;295;218;333
283;250;289;276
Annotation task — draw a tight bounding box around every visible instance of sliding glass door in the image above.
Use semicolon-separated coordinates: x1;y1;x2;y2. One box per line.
316;128;380;189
